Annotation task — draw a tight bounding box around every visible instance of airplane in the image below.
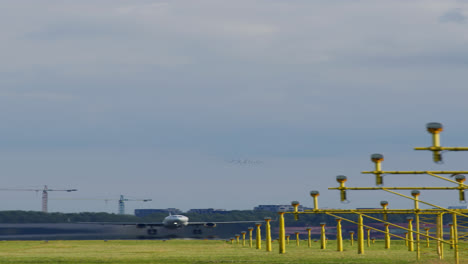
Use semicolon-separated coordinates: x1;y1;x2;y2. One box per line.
88;214;262;239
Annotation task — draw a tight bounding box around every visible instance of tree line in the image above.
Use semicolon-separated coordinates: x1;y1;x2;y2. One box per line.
0;210;425;226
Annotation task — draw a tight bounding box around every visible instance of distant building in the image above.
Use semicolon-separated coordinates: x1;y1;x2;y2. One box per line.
134;208;182;217
187;208;228;214
253;205;305;212
448;206;468;209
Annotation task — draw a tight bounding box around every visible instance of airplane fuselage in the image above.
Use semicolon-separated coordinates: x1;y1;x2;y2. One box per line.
162;215;189;229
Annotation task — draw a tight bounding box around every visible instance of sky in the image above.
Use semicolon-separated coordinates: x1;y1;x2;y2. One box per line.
2;0;468;214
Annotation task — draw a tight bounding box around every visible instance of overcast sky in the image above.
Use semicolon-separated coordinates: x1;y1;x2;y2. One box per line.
2;0;468;215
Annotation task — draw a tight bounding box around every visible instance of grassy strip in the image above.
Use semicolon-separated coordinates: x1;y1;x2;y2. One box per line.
0;240;465;264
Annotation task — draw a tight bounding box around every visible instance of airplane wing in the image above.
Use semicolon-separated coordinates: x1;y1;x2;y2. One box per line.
188;221;261;226
79;222;164;227
189;221;261;224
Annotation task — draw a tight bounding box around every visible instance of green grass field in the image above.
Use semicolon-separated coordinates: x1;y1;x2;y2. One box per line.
0;239;465;264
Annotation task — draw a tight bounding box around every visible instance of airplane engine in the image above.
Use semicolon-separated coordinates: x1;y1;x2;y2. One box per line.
204;223;216;228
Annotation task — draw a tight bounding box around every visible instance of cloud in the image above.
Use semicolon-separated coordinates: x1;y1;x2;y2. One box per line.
439;8;467;23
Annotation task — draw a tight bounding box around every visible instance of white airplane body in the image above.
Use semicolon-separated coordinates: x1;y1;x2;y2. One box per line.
161;214;189;229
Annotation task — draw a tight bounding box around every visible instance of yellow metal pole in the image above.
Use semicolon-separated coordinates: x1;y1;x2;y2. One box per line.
366;228;371;247
242;231;247;246
452;213;459;264
278;212;286;254
295;232;300;247
412;190;421;260
425;228;430;248
415;212;420;259
336;219;343;252
255;223;262;250
455;175;466;203
407;217;414;252
235;234;240;245
449;222;454;250
358;215;364;254
265;217;272;252
292;201;300;220
371;154;384;185
336;175;348;202
306;228;312;248
381;201;388;221
384;224;390;249
310;191;320;210
230;238;234;244
438;213;444;259
320;222;326;249
286;235;290;245
248;227;254;248
427;122;443;163
349;231;354;246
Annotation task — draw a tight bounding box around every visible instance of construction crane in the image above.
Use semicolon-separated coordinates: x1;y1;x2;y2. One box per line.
51;194;152;215
118;195;152;215
0;185;77;213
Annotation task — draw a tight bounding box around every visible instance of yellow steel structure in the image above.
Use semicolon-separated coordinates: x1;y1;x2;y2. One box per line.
281;198;464;262
273;122;468;264
286;235;290;245
349;231;354;246
330;181;468;263
360;155;468;197
306;227;312;248
327;187;466;263
235;234;240;245
295;232;300;247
